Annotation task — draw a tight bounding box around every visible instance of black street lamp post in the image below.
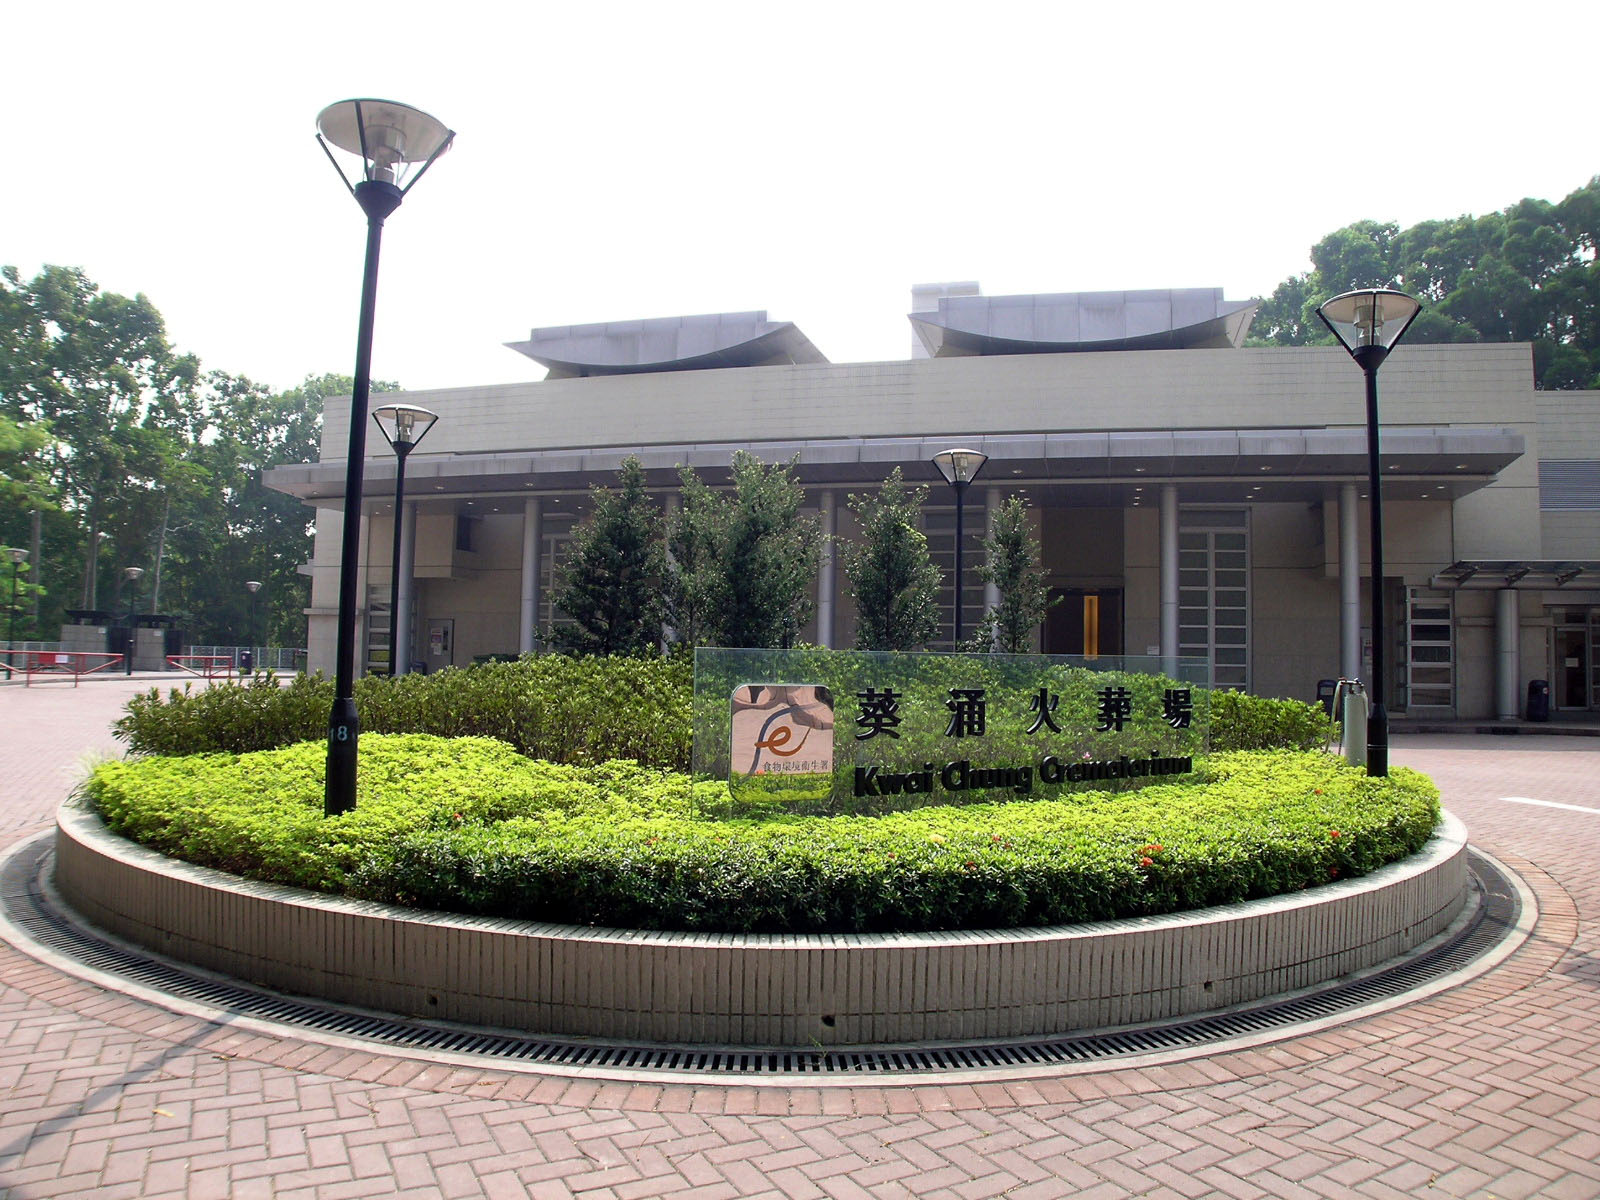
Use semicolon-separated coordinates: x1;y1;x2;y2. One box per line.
1315;288;1422;777
5;547;26;680
931;448;990;647
316;99;453;816
245;580;262;672
122;566;144;676
372;404;439;677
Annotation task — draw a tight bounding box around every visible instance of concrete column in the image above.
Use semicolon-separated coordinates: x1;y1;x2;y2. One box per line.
1160;484;1179;676
983;486;1002;619
1496;588;1520;720
519;496;542;655
393;501;417;675
817;491;836;649
1340;483;1361;682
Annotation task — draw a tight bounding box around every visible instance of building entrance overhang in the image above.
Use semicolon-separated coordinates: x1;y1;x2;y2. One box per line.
265;425;1524;511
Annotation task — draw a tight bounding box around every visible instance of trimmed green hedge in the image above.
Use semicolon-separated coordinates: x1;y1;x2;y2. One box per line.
115;656;693;768
114;655;1328;767
86;736;1438;934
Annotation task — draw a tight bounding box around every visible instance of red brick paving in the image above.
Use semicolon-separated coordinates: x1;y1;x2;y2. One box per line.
2;677;1599;1198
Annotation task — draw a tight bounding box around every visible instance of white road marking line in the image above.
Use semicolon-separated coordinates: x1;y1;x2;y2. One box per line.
1503;796;1600;816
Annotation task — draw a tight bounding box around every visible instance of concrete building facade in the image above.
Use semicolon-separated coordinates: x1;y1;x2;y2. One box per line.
266;287;1600;719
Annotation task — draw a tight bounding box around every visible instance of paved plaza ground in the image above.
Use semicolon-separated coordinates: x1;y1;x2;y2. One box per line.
0;674;1597;1199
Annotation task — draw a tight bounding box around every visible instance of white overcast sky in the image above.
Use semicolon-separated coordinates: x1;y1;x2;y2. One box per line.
7;2;1597;394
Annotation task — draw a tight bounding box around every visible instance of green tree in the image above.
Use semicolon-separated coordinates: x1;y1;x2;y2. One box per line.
664;466;722;648
552;457;667;656
670;453;820;648
712;452;819;648
1246;176;1600;388
973;496;1051;653
0;265;197;625
840;468;942;650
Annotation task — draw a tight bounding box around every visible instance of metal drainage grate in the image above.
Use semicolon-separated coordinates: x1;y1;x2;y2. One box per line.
3;839;1518;1077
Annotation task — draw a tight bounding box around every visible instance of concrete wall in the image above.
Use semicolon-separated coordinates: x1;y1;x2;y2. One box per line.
319;345;1536;460
56;805;1468;1049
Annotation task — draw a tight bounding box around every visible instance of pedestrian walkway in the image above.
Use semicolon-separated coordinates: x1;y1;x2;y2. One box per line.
1;679;1597;1199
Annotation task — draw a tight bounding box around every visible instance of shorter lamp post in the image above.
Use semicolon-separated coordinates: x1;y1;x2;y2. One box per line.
1315;288;1422;777
122;566;145;675
245;580;262;671
5;547;26;680
372;404;439;677
931;447;989;646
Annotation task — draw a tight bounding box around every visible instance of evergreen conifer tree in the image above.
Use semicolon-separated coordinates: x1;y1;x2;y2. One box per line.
551;457;666;655
974;495;1051;652
841;467;943;650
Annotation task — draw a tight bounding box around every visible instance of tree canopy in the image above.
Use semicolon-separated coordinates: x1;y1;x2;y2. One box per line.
841;467;943;651
0;264;362;647
1250;176;1600;389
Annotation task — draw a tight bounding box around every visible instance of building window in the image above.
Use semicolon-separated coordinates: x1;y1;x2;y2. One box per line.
1178;510;1249;690
1404;588;1454;712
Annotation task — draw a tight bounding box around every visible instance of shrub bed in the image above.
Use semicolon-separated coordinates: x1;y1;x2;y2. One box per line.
86;736;1438;935
115;656;693;768
114;654;1328;767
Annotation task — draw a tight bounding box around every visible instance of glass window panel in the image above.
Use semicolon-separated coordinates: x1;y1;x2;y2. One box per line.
1215;627;1247;645
1215;570;1248;589
1215;532;1247;549
1179;570;1209;589
1214;610;1247;627
1411;605;1450;621
1412;624;1451;642
1179;551;1208;569
1410;645;1451;663
1411;667;1453;685
1216;647;1248;664
1179;534;1207;551
1216;590;1247;608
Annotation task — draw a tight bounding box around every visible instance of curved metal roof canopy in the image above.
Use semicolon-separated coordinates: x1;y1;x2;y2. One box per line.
910;288;1259;356
507;312;827;378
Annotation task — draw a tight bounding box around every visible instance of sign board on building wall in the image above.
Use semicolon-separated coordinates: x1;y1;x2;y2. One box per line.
693;648;1210;817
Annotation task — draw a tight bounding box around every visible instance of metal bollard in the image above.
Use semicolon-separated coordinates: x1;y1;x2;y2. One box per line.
1341;682;1369;769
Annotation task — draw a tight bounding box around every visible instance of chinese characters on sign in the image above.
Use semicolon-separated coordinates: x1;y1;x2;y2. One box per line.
855;684;1193;739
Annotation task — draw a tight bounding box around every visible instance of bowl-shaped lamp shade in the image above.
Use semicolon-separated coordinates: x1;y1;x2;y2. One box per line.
124;566;144;583
6;547;25;566
245;580;262;594
931;448;989;486
372;404;440;452
1316;289;1422;356
316;99;453;191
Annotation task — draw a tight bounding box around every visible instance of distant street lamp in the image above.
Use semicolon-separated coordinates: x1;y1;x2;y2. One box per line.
373;404;439;677
123;566;145;676
1315;288;1422;777
5;547;27;680
316;99;454;816
931;448;990;646
245;580;262;672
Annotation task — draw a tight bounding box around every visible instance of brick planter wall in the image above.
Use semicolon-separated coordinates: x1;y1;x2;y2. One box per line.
55;806;1468;1046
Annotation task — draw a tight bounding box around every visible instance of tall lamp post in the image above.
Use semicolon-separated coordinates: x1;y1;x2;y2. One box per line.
931;448;989;646
122;566;145;676
5;548;26;680
245;580;262;672
1315;288;1422;777
316;99;453;816
372;404;439;677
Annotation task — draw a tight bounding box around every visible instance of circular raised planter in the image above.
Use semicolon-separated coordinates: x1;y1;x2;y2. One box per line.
54;804;1468;1047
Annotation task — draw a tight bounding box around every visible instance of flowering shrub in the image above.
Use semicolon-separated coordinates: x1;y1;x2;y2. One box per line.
86;738;1440;934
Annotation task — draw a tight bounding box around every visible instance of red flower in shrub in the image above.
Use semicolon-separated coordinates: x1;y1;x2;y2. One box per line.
1139;856;1154;868
1329;830;1341;839
1329;867;1341;879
